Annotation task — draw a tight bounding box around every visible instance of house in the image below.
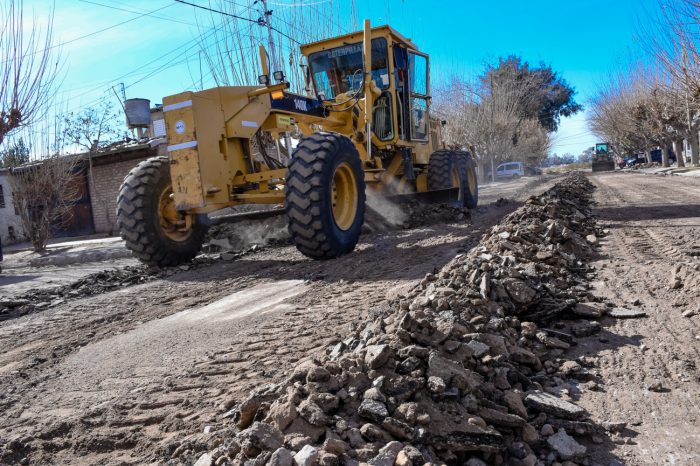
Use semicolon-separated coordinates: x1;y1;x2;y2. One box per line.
84;139;164;235
0;101;169;244
0;169;24;243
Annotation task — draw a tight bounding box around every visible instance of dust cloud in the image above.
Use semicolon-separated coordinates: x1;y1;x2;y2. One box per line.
207;216;289;251
365;194;408;229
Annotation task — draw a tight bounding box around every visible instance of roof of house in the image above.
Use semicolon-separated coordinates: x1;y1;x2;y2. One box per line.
0;137;165;174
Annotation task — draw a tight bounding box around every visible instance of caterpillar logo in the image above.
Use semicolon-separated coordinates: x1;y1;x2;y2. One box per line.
294;98;308;112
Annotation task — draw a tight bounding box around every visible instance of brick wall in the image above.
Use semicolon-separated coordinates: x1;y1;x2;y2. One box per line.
88;157;149;234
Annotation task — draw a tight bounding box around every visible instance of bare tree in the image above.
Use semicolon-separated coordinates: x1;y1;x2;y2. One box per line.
435;72;550;181
588;64;694;167
62;102;126;153
194;0;348;93
642;0;700;166
61;102;127;235
0;0;60;145
588;69;651;161
7;119;80;252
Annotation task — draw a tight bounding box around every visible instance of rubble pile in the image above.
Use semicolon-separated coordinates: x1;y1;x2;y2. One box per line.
628;162;660;170
0;265;162;320
183;173;612;466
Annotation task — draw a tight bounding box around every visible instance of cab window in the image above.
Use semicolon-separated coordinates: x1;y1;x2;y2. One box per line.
408;52;429;140
409;53;428;96
308;38;389;100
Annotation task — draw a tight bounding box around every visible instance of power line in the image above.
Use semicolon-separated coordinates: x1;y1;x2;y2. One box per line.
78;0;199;27
54;17;235;112
174;0;261;25
177;0;303;45
0;3;175;65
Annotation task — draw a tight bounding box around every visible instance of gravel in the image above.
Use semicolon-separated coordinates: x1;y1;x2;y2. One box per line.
179;173;619;465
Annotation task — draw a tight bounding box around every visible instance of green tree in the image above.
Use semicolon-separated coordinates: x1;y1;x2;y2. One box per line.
0;137;30;168
482;56;583;132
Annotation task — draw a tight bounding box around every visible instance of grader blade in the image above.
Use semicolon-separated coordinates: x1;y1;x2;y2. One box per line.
209;208;286;226
385;187;460;205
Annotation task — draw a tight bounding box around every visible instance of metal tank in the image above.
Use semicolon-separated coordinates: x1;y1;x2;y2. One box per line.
124;98;151;128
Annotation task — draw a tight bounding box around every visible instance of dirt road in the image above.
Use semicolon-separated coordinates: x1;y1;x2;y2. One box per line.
0;176;556;465
579;172;700;465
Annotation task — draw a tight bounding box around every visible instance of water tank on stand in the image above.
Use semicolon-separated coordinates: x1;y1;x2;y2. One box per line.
124;98;151;139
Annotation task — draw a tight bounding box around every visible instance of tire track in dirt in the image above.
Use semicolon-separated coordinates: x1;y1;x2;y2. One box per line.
0;176;562;465
572;172;700;466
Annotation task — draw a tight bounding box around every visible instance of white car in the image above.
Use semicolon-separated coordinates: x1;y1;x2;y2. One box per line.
495;162;525;178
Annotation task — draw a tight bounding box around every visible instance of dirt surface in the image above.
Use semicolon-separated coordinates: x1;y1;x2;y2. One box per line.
0;176;557;465
0;237;138;299
577;172;700;465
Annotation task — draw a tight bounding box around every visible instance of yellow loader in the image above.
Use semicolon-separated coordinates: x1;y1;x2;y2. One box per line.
117;20;478;266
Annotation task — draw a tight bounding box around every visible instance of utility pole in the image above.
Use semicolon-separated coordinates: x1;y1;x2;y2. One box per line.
260;0;280;73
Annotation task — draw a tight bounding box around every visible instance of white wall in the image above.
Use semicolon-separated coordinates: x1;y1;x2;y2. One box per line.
0;172;26;244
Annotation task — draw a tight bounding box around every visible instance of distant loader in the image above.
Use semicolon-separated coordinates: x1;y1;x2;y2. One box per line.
117;20;478;266
591;142;615;172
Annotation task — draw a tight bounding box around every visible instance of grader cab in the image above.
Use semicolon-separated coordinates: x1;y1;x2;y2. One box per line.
117;21;478;266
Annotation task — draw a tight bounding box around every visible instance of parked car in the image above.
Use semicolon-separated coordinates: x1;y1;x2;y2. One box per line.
623;156;642;167
487;162;540;179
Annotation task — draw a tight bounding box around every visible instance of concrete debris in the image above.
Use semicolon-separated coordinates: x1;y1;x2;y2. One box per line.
190;174;611;465
293;445;319;466
608;308;647;319
524;391;586;420
546;428;587;460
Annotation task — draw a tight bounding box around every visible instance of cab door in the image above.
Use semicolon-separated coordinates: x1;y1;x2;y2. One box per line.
408;51;429;142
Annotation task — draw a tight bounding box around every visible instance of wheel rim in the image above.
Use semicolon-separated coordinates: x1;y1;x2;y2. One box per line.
467;168;477;196
451;166;462;198
331;162;358;231
158;187;192;241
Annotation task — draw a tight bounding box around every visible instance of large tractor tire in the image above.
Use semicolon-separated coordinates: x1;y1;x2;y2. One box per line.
117;156;208;267
428;149;479;209
285;132;366;259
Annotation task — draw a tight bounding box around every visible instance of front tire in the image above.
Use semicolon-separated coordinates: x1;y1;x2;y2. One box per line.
117;156;207;267
285;132;366;260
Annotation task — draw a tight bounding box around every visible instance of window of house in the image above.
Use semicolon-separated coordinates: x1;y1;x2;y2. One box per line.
0;184;5;209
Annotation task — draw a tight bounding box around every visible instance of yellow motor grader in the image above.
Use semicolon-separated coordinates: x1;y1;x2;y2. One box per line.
117;20;478;266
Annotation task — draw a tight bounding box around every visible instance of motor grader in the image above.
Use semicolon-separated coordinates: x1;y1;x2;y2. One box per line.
117;20;478;266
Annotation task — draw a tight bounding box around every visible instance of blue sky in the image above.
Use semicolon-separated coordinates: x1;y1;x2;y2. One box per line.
25;0;656;156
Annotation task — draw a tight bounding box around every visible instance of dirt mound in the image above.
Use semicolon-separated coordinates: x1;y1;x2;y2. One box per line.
175;173;615;466
0;255;224;321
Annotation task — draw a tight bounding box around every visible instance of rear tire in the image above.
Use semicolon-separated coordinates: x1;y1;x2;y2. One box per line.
285;132;366;259
117;156;207;267
428;150;479;208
